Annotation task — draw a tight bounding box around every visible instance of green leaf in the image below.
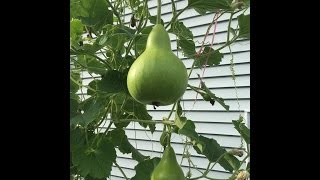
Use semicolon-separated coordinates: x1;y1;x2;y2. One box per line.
83;44;104;54
70;98;105;126
176;101;183;117
178;120;199;140
230;27;237;37
224;153;241;170
132;148;149;162
106;33;129;52
232;116;250;144
193;135;238;172
70;71;81;93
188;0;232;14
105;125;149;162
107;128;132;154
70;19;84;46
238;14;250;39
70;127;86;152
148;16;164;25
71;0;113;30
194;7;207;15
174;116;187;129
72;139;116;178
131;157;161;180
168;21;193;40
177;38;196;58
70;97;80;118
135;34;149;55
195;47;223;67
97;70;127;94
86;57;107;75
87;80;98;96
122;95;154;133
85;175;106;180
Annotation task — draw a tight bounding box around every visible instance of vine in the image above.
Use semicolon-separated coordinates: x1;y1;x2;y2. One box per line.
70;0;250;179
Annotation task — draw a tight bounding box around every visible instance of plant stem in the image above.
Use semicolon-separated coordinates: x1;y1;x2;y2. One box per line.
165;6;189;29
117;119;174;125
157;0;162;24
229;154;250;179
136;0;148;31
167;102;177;119
171;0;177;16
106;0;122;26
114;161;129;180
227;13;234;42
70;76;96;92
208;152;227;172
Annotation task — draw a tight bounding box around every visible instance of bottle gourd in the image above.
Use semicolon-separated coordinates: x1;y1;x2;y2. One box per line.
151;145;185;180
126;24;188;106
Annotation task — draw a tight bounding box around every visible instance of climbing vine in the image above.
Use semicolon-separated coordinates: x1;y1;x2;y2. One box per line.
70;0;250;179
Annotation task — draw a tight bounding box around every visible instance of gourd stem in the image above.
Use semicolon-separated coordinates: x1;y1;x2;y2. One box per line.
157;0;161;24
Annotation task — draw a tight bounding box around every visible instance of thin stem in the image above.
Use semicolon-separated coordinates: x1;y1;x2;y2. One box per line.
187;11;226;78
85;26;93;38
171;0;177;16
114;161;129;180
208;152;228;172
95;120;113;146
180;138;188;165
136;0;148;31
70;76;96;92
157;0;161;24
227;13;234;42
165;6;189;29
117;119;174;125
106;0;122;26
167;102;177;119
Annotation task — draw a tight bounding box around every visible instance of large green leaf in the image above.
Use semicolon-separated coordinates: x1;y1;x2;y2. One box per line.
188;0;233;14
87;80;98;96
70;71;81;93
132;147;150;163
70;97;80;119
238;14;250;39
72;139;116;178
168;20;193;40
195;47;223;67
107;128;132;154
105;125;149;161
178;120;199;140
193;135;239;172
70;127;86;152
131;157;161;180
232;116;250;144
97;70;127;94
178;37;196;58
71;0;113;30
148;16;164;25
122;96;155;133
70;19;84;46
70;98;105;126
86;57;107;75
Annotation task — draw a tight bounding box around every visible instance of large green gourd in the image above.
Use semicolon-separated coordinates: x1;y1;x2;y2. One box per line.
126;24;188;106
151;145;185;180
